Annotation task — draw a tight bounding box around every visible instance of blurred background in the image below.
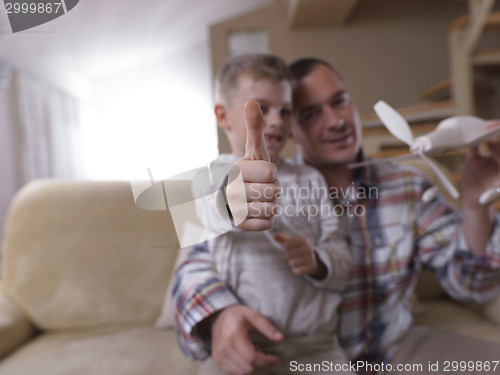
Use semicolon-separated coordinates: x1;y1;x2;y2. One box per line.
1;0;500;244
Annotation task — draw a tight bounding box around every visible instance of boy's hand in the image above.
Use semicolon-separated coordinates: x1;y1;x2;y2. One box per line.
226;100;280;231
274;233;327;279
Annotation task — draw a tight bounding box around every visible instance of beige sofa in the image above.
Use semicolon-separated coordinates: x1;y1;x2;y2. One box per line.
1;180;500;374
0;180;199;375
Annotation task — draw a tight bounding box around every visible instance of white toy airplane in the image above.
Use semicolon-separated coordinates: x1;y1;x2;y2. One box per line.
349;100;500;206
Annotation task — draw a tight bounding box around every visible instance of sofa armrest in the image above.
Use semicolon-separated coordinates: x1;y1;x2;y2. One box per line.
0;287;35;358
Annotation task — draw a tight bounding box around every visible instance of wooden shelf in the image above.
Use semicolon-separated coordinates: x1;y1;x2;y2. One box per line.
288;0;359;29
473;48;500;66
360;100;456;128
419;76;496;101
418;78;452;101
363;121;437;137
446;12;500;33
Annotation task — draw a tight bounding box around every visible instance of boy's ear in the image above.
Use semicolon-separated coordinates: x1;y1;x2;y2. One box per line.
215;104;230;130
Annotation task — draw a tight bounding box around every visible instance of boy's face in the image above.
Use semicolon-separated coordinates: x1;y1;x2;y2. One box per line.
217;76;292;162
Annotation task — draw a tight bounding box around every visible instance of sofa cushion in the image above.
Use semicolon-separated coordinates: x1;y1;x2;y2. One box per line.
0;286;35;359
414;270;445;300
481;291;500;326
2;180;180;330
0;326;199;375
416;299;500;345
391;325;500;373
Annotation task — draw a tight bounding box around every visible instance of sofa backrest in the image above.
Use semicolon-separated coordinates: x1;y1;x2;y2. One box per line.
1;180;180;331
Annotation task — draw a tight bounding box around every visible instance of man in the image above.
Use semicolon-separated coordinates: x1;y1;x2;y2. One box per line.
173;58;500;374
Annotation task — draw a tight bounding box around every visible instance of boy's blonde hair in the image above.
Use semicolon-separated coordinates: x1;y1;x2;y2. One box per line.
214;53;292;107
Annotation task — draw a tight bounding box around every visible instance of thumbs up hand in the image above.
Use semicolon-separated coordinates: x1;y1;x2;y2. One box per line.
225;100;280;231
273;233;327;279
243;100;271;162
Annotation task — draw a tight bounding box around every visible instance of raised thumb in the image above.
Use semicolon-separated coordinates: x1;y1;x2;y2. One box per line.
244;100;270;162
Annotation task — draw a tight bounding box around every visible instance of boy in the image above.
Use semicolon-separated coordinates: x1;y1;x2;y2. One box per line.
177;53;353;375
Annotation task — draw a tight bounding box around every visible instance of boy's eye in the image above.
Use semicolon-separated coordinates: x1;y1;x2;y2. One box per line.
280;108;291;117
259;104;268;114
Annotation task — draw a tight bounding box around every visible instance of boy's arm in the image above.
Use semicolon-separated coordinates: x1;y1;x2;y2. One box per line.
274;229;351;290
274;173;353;289
302;175;353;290
273;233;327;279
192;164;236;239
310;210;353;291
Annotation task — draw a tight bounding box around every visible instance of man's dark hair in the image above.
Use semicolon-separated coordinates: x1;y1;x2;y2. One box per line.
289;57;343;81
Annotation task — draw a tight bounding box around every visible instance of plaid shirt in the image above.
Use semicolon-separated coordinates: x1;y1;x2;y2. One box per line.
172;159;500;363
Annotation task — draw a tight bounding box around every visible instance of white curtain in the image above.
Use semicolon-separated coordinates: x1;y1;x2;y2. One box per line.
15;73;82;181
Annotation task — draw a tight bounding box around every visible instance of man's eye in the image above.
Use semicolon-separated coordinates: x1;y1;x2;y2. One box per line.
332;94;350;108
301;110;316;122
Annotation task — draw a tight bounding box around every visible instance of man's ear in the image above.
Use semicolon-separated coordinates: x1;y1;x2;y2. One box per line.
215;104;230;130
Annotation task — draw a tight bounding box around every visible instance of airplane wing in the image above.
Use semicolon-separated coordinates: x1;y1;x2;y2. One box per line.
464;125;500;148
424;123;500;154
350;123;500;169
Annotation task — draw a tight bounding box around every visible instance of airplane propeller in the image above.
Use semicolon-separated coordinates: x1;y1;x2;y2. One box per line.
373;101;500;205
373;100;460;200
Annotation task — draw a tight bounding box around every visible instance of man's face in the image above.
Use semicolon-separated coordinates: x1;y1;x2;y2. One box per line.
219;76;292;162
291;65;362;168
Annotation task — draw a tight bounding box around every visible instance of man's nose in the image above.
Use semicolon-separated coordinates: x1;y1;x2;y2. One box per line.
322;105;344;129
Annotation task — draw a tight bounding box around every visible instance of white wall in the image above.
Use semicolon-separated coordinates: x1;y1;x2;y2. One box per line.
82;40;218;181
0;38;218;251
0;59;89;256
211;0;468;115
0;85;20;247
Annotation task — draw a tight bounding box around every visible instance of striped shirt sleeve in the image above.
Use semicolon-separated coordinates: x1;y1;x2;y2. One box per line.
416;181;500;304
172;242;239;359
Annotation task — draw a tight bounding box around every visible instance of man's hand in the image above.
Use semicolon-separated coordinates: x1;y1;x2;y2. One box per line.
461;120;500;254
462;121;500;208
211;305;284;375
274;233;327;279
225;100;280;231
